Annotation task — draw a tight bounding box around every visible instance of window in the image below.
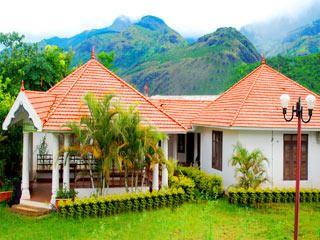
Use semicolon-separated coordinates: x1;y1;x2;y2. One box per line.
283;134;308;180
177;134;185;153
212;131;223;170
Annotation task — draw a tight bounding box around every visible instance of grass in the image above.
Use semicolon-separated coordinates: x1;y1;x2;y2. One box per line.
0;200;319;240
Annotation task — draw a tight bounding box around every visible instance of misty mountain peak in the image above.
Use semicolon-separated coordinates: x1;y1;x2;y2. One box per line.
136;15;167;30
109;15;133;32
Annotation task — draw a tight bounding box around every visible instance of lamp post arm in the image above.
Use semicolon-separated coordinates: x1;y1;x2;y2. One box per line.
301;108;313;123
283;106;295;122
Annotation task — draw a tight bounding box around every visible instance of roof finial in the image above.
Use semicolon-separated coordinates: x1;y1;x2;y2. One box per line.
20;80;25;91
261;54;266;65
91;46;95;59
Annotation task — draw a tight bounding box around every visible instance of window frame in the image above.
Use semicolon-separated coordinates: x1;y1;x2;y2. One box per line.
212;131;223;171
283;134;308;181
177;134;185;153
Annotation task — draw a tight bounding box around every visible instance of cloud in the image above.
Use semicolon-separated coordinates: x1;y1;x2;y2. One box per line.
0;0;317;41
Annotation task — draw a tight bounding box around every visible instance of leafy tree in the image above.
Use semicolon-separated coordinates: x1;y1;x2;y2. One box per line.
229;143;268;189
0;32;73;93
97;51;115;70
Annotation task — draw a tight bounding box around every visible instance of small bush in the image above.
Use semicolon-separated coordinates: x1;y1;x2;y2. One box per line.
169;175;195;200
227;187;320;206
58;188;187;218
177;166;223;200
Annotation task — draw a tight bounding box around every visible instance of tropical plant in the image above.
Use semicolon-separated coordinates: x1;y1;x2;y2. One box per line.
97;51;116;70
74;93;120;192
56;188;77;199
115;105;166;191
37;136;48;156
229;143;269;189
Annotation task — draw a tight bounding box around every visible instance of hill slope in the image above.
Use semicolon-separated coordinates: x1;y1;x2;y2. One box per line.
124;27;261;95
42;16;188;70
280;19;320;56
41;16;260;95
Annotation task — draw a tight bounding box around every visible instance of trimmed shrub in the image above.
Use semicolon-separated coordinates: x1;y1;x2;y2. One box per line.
177;166;223;200
228;187;320;206
58;188;186;218
169;175;195;200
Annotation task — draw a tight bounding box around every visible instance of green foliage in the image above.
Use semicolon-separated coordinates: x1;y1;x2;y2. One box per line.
169;175;195;200
0;178;14;191
0;33;73;93
230;53;320;95
56;188;78;199
58;188;187;218
227;187;320;206
97;51;116;70
177;166;223;200
229;143;269;189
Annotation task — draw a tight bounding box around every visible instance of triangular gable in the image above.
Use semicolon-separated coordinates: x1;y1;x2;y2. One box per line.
2;91;43;131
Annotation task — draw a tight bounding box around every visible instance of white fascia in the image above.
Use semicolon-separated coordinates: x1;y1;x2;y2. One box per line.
2;91;43;131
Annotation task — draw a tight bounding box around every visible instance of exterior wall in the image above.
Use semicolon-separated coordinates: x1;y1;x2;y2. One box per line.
199;127;320;189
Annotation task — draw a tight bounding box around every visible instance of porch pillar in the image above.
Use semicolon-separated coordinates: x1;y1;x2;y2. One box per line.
173;135;178;160
63;134;70;190
194;133;198;166
50;133;60;205
152;163;159;191
21;132;31;200
161;138;169;188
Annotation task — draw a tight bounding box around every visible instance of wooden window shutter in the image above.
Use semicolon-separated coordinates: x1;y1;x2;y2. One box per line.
212;131;223;171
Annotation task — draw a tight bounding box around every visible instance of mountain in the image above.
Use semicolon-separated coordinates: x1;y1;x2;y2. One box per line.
41;15;187;70
280;19;320;56
123;27;260;95
41;16;260;95
241;1;320;56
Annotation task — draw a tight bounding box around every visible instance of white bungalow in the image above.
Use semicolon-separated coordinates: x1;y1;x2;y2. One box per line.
192;59;320;189
2;51;187;205
3;53;320;208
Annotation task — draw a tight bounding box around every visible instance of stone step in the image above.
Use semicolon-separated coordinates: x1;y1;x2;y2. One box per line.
10;204;51;217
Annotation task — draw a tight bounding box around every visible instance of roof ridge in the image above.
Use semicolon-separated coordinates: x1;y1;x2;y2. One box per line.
43;61;92;126
229;65;263;126
264;64;320;98
91;59;187;130
47;64;86;94
191;64;263;125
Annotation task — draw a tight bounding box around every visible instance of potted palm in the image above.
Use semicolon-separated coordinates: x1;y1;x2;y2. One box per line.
0;179;13;203
55;188;77;209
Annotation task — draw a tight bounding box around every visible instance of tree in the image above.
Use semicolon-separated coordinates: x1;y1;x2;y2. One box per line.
115;105;166;191
97;51;115;70
0;32;73;93
229;143;268;189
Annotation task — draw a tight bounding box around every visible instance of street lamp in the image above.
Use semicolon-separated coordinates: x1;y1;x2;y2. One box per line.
280;94;316;240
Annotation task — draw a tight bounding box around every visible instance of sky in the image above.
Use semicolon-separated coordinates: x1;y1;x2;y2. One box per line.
0;0;317;41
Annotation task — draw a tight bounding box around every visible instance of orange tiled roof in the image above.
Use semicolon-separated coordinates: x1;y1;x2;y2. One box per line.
150;97;214;129
194;62;320;129
23;58;186;133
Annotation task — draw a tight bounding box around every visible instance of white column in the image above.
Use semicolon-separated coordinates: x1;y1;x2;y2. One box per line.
63;134;70;190
173;135;178;160
161;164;168;188
194;133;198;166
161;138;169;188
21;132;31;200
152;163;159;191
50;133;60;205
162;139;169;160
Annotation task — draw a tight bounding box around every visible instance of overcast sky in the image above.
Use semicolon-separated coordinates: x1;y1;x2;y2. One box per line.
0;0;317;41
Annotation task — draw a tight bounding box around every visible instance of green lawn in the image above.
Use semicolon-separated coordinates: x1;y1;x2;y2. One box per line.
0;200;319;240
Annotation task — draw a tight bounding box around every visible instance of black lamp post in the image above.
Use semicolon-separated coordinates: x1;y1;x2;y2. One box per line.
280;94;316;240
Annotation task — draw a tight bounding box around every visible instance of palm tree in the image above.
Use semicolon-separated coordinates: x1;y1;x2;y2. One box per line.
64;122;101;189
116;105;166;191
229;143;269;189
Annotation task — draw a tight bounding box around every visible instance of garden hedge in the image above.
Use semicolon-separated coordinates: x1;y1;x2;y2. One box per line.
228;187;320;206
177;166;223;200
58;188;189;218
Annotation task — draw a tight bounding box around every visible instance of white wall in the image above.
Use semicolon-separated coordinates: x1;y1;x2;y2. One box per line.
199;127;320;189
